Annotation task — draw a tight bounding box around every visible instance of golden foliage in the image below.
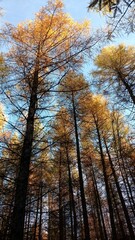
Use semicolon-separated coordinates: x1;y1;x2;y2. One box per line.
10;0;90;57
94;44;135;74
0;104;6;131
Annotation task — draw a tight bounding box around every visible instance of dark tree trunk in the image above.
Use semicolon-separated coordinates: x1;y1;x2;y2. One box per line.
104;138;135;240
118;72;135;104
112;120;135;216
59;149;64;240
95;120;117;240
10;69;38;240
65;146;78;240
116;122;135;209
33;190;40;240
48;192;52;240
77;189;84;240
72;93;91;240
2;201;13;240
109;182;126;239
39;181;43;240
26;196;31;240
90;159;108;240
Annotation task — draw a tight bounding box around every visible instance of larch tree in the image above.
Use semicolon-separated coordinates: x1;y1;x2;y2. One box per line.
50;107;78;240
0;133;21;240
79;93;135;239
0;0;134;240
0;1;91;239
58;71;91;240
92;44;135;106
79;94;118;239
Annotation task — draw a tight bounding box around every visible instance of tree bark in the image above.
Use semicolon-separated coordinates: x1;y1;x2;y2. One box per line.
39;181;43;240
59;149;64;240
72;92;91;240
90;159;108;240
109;182;126;239
65;145;78;240
118;72;135;104
104;138;135;239
33;190;40;240
11;69;38;240
95;120;117;240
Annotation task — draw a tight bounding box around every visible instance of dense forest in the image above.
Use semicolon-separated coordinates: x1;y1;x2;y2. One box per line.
0;0;134;240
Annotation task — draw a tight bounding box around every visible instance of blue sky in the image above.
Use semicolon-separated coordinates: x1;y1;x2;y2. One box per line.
0;0;134;80
0;0;134;122
0;0;103;26
0;0;134;46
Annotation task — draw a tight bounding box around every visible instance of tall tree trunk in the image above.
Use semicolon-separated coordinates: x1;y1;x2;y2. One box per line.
59;149;64;240
69;194;74;240
48;192;52;240
65;145;78;240
112;118;135;210
33;189;40;240
77;189;84;240
72;93;91;240
118;72;135;104
11;69;38;240
39;181;43;240
2;200;13;240
26;196;31;240
109;182;126;239
90;159;108;240
95;119;117;240
104;138;135;239
85;171;100;240
116;122;135;209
